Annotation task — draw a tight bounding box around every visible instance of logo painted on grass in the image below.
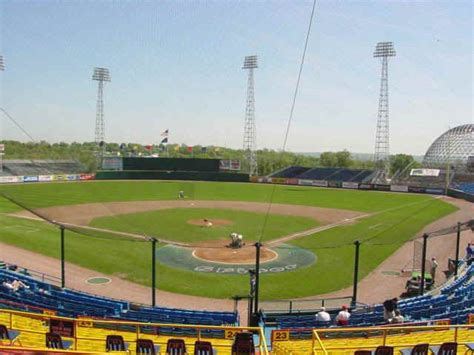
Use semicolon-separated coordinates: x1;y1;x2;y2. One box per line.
86;277;111;285
156;244;316;274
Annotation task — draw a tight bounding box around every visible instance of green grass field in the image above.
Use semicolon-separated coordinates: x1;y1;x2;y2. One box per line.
90;208;320;243
0;180;458;299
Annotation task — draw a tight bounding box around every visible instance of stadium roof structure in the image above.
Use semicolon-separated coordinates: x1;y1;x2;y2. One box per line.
423;124;474;168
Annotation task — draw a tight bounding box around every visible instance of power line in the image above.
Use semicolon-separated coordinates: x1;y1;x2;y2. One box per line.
258;0;318;242
0;108;36;142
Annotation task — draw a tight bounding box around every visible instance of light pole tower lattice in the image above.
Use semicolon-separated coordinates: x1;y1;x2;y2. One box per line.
242;55;258;176
92;67;111;158
373;42;396;181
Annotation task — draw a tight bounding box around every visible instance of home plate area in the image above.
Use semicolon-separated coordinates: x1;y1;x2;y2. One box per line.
155;243;316;274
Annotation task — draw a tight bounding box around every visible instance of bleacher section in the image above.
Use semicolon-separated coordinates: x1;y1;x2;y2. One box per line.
0;269;238;326
455;182;474;195
2;160;85;176
270;166;374;183
264;264;474;331
272;324;474;354
0;309;268;354
269;166;311;179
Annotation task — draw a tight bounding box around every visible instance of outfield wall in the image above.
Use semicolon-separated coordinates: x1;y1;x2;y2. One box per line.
251;176;447;195
122;157;221;172
95;170;249;182
0;173;95;184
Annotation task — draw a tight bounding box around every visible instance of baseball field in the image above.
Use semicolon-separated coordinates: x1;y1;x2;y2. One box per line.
0;180;457;300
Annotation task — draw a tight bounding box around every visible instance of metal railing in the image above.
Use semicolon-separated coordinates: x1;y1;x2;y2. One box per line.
0;308;269;354
260;295;354;314
311;324;473;354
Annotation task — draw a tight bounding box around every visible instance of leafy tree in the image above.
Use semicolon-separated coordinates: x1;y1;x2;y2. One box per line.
390;154;419;175
335;150;352;167
319;152;338;167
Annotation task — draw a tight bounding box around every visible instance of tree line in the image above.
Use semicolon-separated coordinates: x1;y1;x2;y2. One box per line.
0;140;420;176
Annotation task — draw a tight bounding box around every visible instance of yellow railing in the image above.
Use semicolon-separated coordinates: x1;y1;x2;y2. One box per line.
0;308;269;354
311;324;473;354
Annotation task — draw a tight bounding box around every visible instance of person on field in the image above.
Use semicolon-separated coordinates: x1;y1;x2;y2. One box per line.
335;305;350;326
383;298;398;321
178;190;185;199
315;307;331;322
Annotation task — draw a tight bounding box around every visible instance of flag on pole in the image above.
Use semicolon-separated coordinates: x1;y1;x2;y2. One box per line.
160;137;168;144
145;144;153;151
187;146;193;153
161;129;169;137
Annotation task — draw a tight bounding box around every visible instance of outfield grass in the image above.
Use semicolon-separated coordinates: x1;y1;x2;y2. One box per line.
0;181;458;299
90;208;319;243
0;180;436;212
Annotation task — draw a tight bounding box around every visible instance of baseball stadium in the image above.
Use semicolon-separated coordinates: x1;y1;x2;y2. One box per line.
0;1;473;355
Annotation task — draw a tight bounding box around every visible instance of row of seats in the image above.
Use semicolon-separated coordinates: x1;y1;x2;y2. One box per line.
272;326;474;354
455;182;474;195
0;268;238;326
269;166;311;178
270;264;474;330
0;309;263;354
2;160;86;176
269;166;375;182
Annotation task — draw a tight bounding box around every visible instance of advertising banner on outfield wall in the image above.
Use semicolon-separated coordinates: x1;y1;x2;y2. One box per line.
79;174;95;180
358;184;373;190
328;181;340;188
312;180;328;187
298;179;313;186
408;186;426;193
66;175;78;181
22;176;39;183
342;182;359;189
271;178;287;184
374;184;390;191
0;176;21;184
54;175;67;181
390;185;409;192
38;175;54;182
286;178;298;185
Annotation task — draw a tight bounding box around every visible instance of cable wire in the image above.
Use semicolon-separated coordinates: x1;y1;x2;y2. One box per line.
258;0;318;243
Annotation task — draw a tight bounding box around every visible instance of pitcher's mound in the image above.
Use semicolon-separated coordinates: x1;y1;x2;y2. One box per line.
187;219;233;226
193;240;278;264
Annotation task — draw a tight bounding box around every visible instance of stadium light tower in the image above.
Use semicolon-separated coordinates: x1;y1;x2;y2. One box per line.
373;42;396;181
242;55;258;176
92;67;111;157
0;55;4;71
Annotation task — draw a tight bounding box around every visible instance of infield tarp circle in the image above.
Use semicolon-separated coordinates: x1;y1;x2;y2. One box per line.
156;244;316;274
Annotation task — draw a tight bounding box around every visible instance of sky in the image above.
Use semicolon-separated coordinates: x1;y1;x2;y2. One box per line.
0;0;472;155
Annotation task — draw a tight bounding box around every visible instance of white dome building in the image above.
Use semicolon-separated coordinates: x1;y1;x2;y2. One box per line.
423;124;474;168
